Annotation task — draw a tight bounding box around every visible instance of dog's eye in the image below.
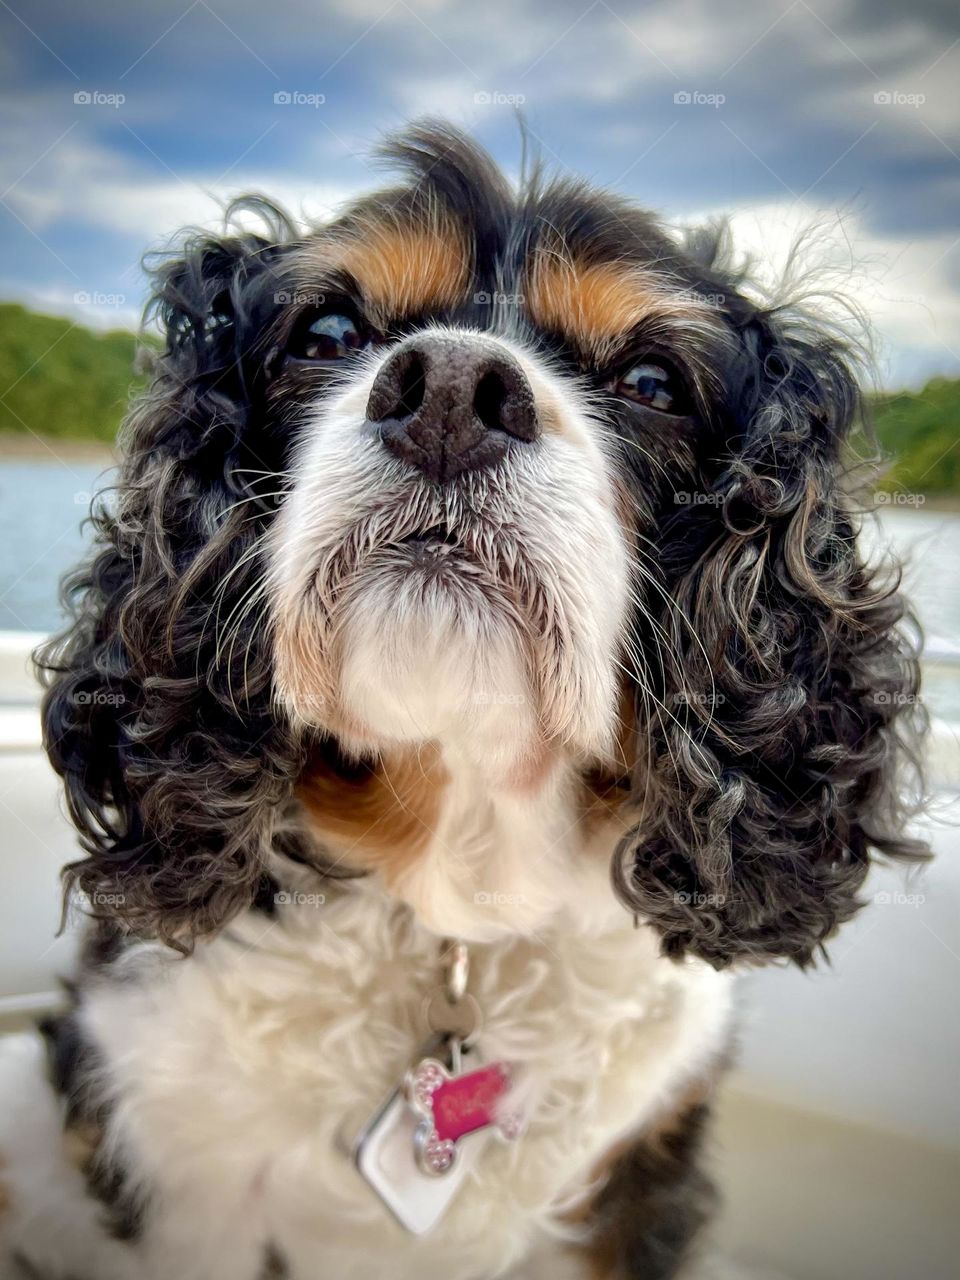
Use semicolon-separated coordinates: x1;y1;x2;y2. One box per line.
614;359;689;415
287;311;369;362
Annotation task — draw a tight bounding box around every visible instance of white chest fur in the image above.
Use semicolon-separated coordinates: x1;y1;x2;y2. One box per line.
72;891;732;1280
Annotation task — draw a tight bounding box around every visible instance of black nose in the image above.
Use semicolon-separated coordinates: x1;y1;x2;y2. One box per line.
366;333;538;483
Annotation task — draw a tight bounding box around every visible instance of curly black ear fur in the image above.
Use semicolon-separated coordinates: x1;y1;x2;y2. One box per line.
37;200;305;949
614;298;928;969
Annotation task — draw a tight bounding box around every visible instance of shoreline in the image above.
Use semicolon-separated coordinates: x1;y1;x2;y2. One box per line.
874;495;960;514
1;432;958;512
0;432;116;465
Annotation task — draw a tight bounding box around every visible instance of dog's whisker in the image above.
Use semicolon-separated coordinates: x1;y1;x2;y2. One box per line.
217;489;293;522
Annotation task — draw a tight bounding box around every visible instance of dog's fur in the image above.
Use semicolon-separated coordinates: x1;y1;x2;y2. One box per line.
0;123;926;1279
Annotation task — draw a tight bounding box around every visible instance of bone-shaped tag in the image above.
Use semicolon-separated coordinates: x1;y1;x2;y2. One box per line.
404;1056;522;1175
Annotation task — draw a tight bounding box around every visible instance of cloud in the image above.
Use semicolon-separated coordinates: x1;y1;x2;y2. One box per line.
0;0;957;388
0;279;142;332
685;200;960;386
1;123;356;242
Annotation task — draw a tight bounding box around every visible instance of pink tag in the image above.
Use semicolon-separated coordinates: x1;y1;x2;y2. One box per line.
405;1057;521;1175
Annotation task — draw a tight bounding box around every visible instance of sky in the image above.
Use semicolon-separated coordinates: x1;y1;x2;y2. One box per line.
1;0;958;388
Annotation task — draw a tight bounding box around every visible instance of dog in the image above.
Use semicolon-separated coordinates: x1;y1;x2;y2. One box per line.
0;122;926;1280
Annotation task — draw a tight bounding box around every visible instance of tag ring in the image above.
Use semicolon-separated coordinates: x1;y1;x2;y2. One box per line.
441;939;469;1005
422;990;482;1046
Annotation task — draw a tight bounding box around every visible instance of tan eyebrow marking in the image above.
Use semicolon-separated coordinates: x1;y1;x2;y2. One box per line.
525;251;723;366
295;214;471;325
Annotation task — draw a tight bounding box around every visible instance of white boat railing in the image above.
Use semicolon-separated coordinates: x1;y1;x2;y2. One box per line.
1;630;957;783
924;638;960;668
5;629;958;690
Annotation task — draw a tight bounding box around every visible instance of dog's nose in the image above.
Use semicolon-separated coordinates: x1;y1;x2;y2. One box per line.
366;333;538;482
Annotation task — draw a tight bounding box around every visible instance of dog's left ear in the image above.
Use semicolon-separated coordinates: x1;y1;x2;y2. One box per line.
37;203;301;950
615;303;928;968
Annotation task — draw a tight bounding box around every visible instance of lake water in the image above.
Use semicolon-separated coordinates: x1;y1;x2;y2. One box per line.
1;459;958;718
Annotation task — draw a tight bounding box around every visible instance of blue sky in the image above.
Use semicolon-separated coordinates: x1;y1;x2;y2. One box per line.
1;0;958;387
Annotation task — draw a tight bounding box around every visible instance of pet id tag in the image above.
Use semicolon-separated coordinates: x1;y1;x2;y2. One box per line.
353;1036;520;1234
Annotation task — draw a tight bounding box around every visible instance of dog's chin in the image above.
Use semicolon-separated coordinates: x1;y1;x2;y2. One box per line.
322;538;552;785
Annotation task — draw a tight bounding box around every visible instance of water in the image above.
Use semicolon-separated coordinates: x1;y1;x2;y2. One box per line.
861;506;960;722
0;459;116;634
1;459;958;717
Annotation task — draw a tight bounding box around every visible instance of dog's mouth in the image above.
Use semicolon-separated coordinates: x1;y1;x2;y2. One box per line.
394;522;463;556
358;514;502;602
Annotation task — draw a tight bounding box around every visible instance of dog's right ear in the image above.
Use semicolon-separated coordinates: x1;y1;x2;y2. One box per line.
37;201;303;951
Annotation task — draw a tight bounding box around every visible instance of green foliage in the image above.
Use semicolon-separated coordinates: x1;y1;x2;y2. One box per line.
872;377;960;497
0;303;957;495
0;302;150;444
